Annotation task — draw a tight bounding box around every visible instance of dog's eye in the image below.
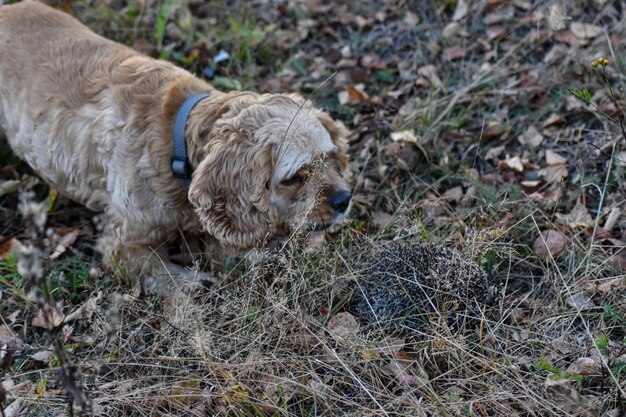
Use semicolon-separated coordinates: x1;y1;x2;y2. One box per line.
280;175;302;186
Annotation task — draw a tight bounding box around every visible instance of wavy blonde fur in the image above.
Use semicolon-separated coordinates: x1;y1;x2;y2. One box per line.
0;1;351;281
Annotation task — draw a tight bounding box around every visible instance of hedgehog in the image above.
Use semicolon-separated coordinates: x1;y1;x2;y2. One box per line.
349;241;490;332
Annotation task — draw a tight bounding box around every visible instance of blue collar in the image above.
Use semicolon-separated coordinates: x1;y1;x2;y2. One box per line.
171;93;210;188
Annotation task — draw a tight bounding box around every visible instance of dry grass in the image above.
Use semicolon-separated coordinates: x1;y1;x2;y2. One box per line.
1;0;626;416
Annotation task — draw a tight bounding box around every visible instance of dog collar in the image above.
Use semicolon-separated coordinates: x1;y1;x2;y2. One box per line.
172;93;210;188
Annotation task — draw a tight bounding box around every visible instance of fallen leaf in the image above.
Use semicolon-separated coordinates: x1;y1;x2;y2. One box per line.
546;150;567;165
32;302;64;330
542;114;563;128
381;359;429;387
545;377;600;414
547;3;568;31
518;126;544;148
596;277;625;293
442;22;461;39
262;375;297;405
615;151;626;167
383;141;420;170
603;207;621;230
417;65;443;89
31;349;55;364
7;310;19;324
567;357;601;375
556;200;593;228
486;25;506;41
566;291;597;311
338;84;369;105
0;179;21;196
528;189;561;204
570;22;603;40
327;312;359;345
50;229;79;260
390;129;418;144
539;164;568;184
372;211;393;229
443;45;466;61
0;236;22;260
64;292;102;322
498;155;525;172
404;11;419;27
484;145;505;161
452;0;469;21
554;30;579;47
442;186;464;203
533;229;566;258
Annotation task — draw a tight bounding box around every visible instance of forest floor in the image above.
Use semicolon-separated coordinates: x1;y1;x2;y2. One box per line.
1;0;625;416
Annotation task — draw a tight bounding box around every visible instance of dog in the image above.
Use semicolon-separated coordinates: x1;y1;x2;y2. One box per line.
0;1;352;287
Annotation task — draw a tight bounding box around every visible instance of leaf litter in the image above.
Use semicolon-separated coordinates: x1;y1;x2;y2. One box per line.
1;0;626;416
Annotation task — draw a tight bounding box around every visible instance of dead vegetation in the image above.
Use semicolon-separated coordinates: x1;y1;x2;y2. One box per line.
1;0;626;416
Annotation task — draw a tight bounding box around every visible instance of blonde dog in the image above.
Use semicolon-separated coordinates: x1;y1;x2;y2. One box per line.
0;1;352;285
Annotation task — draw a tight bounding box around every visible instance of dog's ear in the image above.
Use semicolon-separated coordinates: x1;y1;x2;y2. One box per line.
316;110;350;169
188;126;276;249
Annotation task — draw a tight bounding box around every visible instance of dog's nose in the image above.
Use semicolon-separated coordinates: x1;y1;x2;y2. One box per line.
330;190;352;213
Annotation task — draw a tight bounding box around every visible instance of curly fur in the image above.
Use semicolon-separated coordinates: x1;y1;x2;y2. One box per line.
0;1;352;280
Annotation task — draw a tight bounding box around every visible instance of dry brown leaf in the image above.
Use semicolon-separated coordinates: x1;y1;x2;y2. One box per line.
6;310;19;324
0;236;22;261
566;291;597;311
554;30;579;47
404;11;419;26
542;114;563;128
442;22;461;39
596;277;625;293
262;376;297;405
498;155;525;172
338;84;369;105
381;359;429;387
371;211;393;229
0;179;20;195
0;325;16;344
452;0;468;21
533;229;566;258
442;186;464;203
570;22;603;40
546;150;567;165
615;151;626;167
518;126;543;148
64;292;102;322
384;141;420;170
31;302;64;330
390;129;418;144
556;200;593;228
545;377;600;415
327;312;359;345
417;65;443;89
539;164;568;184
603;207;621;230
443;45;466;61
611;248;626;270
50;229;79;260
484;145;505;161
567;357;602;375
486;25;506;41
547;3;567;30
31;349;55;364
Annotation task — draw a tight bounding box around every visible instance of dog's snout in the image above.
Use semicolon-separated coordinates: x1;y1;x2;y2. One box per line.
329;190;352;213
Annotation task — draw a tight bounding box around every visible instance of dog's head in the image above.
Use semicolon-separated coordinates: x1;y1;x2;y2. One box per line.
188;93;351;249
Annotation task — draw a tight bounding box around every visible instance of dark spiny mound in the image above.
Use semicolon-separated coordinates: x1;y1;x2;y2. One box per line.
350;241;489;332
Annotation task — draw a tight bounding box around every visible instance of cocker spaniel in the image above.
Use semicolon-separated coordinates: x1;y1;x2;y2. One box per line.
0;2;352;286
